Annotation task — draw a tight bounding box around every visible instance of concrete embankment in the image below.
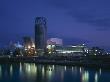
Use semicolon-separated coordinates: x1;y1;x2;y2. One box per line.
0;55;110;68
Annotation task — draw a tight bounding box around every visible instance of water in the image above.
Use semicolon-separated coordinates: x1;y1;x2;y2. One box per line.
0;63;110;82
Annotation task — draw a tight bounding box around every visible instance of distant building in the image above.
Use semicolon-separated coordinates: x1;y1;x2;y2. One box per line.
47;38;63;46
23;36;35;56
89;47;106;55
35;17;47;55
47;44;86;56
14;42;23;49
55;44;85;56
23;36;34;49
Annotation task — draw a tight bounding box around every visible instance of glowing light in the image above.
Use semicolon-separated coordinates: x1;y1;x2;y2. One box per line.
28;45;31;49
25;48;27;50
82;44;85;46
0;65;2;78
32;44;35;48
80;67;82;73
25;63;37;76
95;72;98;82
35;51;37;54
49;51;51;54
64;66;66;71
42;66;45;77
52;65;55;70
82;71;89;82
99;68;101;75
19;63;22;74
47;66;53;79
72;67;73;72
10;65;13;76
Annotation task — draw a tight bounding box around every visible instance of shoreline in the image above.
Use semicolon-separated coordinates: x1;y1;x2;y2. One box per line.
0;55;110;68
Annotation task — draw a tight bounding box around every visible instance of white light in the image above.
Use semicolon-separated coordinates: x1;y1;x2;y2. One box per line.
95;72;98;82
80;67;82;73
82;71;89;82
82;44;85;46
25;48;27;50
35;51;37;54
99;68;101;75
32;44;35;48
28;45;31;49
8;56;11;58
10;65;13;76
64;66;66;71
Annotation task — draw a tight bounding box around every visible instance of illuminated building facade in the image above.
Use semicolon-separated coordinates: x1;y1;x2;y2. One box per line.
89;47;106;55
55;45;85;55
47;38;63;54
23;36;35;56
35;17;47;55
47;38;63;46
47;44;86;56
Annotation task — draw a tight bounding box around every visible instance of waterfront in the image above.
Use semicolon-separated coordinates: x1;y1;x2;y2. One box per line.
0;63;110;82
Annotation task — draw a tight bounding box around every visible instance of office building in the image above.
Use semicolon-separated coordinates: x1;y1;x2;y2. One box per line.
35;17;47;54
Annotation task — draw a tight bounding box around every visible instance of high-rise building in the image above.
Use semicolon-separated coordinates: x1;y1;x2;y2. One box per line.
35;17;47;54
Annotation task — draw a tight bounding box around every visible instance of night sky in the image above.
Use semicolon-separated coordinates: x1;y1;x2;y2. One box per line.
0;0;110;50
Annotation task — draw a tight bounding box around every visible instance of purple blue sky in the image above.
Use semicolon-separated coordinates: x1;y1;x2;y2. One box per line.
0;0;110;50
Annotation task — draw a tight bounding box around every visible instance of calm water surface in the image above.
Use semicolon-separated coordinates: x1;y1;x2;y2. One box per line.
0;63;110;82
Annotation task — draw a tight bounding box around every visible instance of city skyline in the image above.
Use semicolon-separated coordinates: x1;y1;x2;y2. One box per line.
0;0;110;51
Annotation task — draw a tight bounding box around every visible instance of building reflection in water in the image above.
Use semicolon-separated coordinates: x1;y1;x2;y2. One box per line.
10;64;13;76
82;71;89;82
24;63;37;76
19;63;55;82
95;72;98;82
0;65;2;79
42;66;45;78
64;66;66;71
0;63;108;82
46;65;53;79
81;68;101;82
99;68;102;75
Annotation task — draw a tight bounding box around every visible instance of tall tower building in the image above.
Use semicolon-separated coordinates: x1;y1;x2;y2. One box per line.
35;17;47;54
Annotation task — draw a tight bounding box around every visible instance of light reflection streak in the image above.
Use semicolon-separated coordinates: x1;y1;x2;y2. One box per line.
64;66;66;71
24;63;37;77
48;66;52;78
10;64;13;76
82;71;89;82
0;65;1;78
99;68;101;75
0;63;103;82
80;67;82;73
42;66;45;78
45;65;55;81
19;62;22;75
61;71;64;82
52;65;54;70
71;66;78;75
95;72;98;82
72;66;73;72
